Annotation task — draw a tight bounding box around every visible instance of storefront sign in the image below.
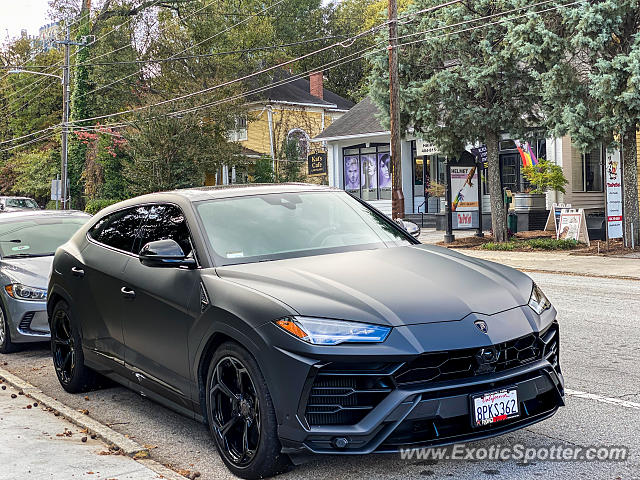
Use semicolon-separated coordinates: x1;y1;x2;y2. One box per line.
450;166;479;212
605;150;623;239
416;139;439;156
308;152;327;176
470;145;488;168
452;211;479;229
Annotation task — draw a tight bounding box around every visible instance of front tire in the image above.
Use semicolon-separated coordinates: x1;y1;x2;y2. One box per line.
206;342;291;479
0;304;18;354
51;300;97;393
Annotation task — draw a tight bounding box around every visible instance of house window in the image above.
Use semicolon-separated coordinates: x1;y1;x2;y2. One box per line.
286;129;309;160
343;144;391;200
228;116;248;142
573;145;603;192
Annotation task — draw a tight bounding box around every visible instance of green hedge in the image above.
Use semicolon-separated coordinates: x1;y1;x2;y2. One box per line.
84;198;119;215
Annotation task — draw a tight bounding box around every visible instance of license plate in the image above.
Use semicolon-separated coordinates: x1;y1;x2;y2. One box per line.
472;389;519;427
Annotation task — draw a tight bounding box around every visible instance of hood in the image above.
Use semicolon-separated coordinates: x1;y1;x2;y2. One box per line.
0;256;54;289
215;245;534;327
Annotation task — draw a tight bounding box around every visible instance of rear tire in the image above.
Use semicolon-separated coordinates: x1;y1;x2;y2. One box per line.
50;300;98;393
0;304;18;354
206;341;291;479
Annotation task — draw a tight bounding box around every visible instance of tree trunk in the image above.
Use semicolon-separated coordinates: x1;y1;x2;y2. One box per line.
486;133;507;242
622;127;640;247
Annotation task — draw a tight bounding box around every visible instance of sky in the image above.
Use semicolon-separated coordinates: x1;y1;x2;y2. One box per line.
1;0;52;41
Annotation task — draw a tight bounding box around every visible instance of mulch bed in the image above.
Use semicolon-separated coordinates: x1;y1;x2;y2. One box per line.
435;230;639;256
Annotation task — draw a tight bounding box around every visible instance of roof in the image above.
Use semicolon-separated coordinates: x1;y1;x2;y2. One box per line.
249;70;354;111
0;210;90;223
314;96;388;141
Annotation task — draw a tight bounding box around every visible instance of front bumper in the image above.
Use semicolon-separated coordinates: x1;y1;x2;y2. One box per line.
256;307;563;456
2;294;50;343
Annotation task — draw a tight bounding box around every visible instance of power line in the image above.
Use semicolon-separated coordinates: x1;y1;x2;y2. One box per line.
71;0;584;135
0;35;352;69
6;0;581;149
74;0;288;102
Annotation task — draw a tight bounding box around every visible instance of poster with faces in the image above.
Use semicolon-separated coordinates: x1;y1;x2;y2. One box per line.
344;156;361;192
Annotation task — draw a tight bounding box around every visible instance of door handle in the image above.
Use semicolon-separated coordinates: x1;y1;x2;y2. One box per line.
120;286;136;299
71;267;84;278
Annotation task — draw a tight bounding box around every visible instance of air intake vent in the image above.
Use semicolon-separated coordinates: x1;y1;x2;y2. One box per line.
200;282;210;312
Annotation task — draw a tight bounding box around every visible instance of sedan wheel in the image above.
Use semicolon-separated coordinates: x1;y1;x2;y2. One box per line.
206;342;290;479
0;305;17;354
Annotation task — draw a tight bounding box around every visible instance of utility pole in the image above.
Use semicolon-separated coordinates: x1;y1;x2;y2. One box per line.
388;0;404;219
61;25;71;210
55;25;87;209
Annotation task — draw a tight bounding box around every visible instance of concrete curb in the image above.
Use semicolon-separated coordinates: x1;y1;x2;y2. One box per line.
517;268;640;282
0;366;187;480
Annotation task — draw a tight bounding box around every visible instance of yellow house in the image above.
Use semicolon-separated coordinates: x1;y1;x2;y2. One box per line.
207;70;354;185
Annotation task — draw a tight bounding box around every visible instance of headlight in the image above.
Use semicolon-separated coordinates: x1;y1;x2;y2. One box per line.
274;316;391;345
4;283;47;301
528;283;550;315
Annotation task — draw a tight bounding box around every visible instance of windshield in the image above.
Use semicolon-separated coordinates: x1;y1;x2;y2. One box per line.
0;218;87;258
5;198;38;209
196;191;412;266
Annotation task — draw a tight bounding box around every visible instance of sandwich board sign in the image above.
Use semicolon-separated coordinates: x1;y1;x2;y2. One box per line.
545;203;572;234
557;208;590;246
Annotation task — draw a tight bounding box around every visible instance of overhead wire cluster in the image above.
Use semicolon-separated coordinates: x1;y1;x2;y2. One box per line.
1;0;585;153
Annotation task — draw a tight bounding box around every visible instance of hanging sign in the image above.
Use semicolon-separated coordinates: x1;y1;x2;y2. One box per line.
308;152;327;176
416;139;439;156
470;144;488;169
557;208;590;246
604;150;623;239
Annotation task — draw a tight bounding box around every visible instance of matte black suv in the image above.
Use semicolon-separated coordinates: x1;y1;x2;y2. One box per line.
47;184;563;479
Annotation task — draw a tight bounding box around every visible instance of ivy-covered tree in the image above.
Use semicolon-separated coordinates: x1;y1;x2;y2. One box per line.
511;0;640;245
369;0;542;241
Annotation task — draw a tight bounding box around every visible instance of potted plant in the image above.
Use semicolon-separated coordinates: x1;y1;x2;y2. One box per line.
425;181;445;213
515;159;568;212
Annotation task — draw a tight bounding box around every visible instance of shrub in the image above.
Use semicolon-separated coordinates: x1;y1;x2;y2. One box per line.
85;198;119;215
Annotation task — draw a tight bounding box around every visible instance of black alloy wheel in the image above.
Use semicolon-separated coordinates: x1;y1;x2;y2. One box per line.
206;342;290;479
210;356;261;466
50;301;97;393
52;308;76;385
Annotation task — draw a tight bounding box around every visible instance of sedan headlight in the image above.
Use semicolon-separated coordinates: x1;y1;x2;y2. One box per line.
528;283;551;315
4;283;47;301
274;316;391;345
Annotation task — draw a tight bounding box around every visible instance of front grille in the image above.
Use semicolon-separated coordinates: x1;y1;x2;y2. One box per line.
303;323;559;427
394;323;559;387
380;387;559;450
305;364;394;426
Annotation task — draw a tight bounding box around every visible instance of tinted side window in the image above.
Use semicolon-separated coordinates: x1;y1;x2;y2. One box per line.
135;204;192;256
88;206;149;253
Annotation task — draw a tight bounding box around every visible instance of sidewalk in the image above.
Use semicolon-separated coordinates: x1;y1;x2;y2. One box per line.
417;228;640;280
452;249;640;280
0;380;164;480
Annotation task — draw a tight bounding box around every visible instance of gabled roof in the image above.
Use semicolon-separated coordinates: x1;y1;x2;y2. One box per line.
248;70;354;111
314;96;388;141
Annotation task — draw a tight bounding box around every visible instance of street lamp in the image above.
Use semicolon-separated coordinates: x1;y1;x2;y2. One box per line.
8;57;70;209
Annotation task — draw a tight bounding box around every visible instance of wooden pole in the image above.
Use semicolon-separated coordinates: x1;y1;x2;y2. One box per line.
388;0;404;219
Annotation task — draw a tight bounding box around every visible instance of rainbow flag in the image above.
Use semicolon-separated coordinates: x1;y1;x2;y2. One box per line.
515;140;538;167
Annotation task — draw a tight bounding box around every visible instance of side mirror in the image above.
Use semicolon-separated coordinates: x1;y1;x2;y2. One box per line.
139;239;196;269
395;218;421;239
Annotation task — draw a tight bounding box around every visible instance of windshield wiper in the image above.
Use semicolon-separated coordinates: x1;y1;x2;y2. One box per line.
2;253;54;259
0;239;21;243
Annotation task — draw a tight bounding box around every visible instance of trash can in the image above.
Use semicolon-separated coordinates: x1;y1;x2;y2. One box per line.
507;212;518;233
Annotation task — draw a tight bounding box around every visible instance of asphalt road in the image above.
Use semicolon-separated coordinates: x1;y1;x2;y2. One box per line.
1;272;639;480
